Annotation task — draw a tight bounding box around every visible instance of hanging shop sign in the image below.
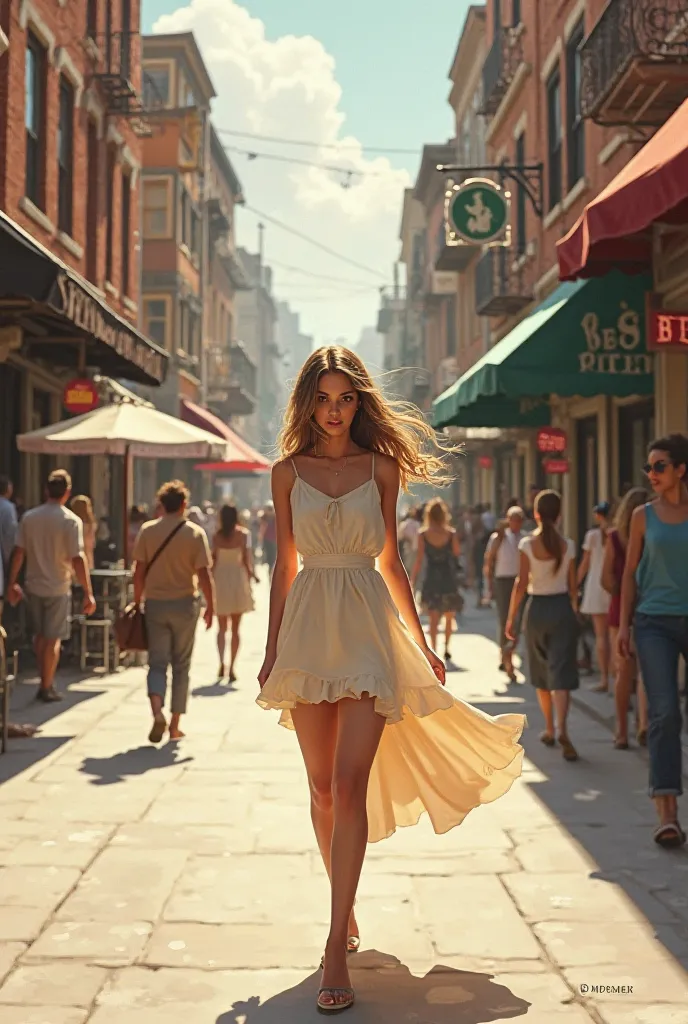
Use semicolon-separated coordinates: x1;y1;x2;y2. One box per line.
645;294;688;351
536;427;567;454
63;377;99;415
445;178;509;246
478;455;493;470
543;458;570;475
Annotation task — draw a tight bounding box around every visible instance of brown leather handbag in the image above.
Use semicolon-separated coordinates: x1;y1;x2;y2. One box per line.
114;521;185;652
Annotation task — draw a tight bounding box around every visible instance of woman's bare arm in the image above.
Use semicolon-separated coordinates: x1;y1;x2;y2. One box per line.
601;535;616;595
505;549;529;637
451;530;461;558
410;533;425;588
619;506;646;635
576;548;591;587
261;463;299;666
241;530;257;581
376;457;430;650
568;558;579;613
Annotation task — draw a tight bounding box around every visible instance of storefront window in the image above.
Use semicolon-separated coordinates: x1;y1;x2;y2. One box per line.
618;400;654;494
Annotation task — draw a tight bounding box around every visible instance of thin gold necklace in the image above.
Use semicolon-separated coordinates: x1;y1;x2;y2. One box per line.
315;446;348;478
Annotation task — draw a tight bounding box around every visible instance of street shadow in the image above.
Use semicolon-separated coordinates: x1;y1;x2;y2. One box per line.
79;744;194;785
192;680;239;697
460;612;688;965
215;952;531;1024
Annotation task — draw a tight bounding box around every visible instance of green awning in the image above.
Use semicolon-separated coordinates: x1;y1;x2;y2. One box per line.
433;270;653;429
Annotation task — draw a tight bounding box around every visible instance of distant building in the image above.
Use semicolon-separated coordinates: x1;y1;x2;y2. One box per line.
235;248;280;452
356;327;384;377
276;301;313;386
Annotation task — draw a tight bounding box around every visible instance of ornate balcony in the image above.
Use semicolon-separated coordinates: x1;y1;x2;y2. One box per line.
89;32;164;134
481;27;525;117
580;0;688;127
206;343;257;417
475;247;533;317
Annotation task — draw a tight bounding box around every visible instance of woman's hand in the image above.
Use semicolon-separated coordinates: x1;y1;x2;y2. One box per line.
422;645;446;685
617;626;631;661
258;651;276;689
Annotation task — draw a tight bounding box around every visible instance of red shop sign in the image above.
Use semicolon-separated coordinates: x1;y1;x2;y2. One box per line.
478;455;493;470
543;458;570;475
63;378;99;415
536;427;567;454
646;292;688;351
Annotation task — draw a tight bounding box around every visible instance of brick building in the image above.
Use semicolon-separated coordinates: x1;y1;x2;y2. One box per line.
0;0;167;512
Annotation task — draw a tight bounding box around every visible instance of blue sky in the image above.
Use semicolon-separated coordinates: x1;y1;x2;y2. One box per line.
142;0;474;347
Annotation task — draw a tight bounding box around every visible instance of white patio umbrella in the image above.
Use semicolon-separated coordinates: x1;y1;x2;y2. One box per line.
17;403;230;562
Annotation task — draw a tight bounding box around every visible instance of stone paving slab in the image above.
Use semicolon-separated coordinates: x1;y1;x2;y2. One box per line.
0;1006;89;1024
533;920;684;966
595;1007;688;1024
0;826;114;869
0;866;81;909
0;962;110;1008
109;822;259;856
0;908;56;943
564;962;688;1004
502;871;658;923
0;944;27;985
24;921;152;967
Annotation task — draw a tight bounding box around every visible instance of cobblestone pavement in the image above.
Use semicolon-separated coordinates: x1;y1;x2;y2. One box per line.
1;574;687;1023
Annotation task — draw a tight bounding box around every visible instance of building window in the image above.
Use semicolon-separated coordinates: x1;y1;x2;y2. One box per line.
105;145;116;282
86;120;99;282
25;32;46;208
566;20;585;191
57;77;74;235
143;179;170;237
121;171;131;296
143;65;169;107
86;0;98;38
515;130;526;254
546;67;562;210
143;297;168;349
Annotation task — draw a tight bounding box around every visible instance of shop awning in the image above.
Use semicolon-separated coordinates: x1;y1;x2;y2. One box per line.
0;210;168;385
181;398;271;473
557;99;688;281
432;271;653;430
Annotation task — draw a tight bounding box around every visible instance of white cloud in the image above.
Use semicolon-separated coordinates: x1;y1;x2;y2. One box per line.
152;0;410;349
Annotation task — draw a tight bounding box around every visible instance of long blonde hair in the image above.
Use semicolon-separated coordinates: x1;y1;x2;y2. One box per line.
614;486;648;545
277;345;458;489
423;497;450;528
71;494;96;527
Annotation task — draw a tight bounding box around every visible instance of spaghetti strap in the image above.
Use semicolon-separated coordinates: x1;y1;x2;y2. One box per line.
371;452;375;479
291;458;300;479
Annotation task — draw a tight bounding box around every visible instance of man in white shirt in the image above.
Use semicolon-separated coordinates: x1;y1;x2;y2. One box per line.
7;470;95;702
484;506;525;682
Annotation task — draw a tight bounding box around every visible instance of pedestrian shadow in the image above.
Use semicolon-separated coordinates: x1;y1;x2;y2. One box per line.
215;952;531;1024
79;744;194;785
192;680;240;697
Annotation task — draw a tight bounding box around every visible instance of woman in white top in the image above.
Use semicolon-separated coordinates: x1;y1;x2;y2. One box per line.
577;501;612;692
506;490;580;761
213;503;258;682
484;506;525;682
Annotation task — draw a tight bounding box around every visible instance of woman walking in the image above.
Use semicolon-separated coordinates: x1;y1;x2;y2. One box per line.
257;346;525;1015
602;487;649;749
577;502;612;692
619;434;688;848
213;503;257;682
410;498;462;662
506;490;580;761
71;495;97;569
485;506;525;681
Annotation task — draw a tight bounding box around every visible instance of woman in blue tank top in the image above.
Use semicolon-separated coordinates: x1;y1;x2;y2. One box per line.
619;433;688;848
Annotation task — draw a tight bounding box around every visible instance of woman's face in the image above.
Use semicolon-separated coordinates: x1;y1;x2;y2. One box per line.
645;448;685;495
313;371;359;439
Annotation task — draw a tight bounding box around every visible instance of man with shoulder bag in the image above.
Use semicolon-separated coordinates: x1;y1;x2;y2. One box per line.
132;480;215;743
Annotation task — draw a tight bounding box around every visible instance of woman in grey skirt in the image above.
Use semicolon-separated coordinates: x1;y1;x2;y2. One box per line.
485;506;525;682
506;490;580;761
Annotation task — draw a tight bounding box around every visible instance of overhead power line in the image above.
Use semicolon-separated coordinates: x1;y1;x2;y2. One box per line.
269;258;379;288
225;144;382;182
242;205;388;281
216;127;419;156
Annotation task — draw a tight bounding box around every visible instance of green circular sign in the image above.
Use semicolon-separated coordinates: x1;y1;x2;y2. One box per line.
448;180;508;244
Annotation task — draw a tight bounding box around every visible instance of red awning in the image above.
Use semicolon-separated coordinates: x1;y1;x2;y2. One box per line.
557;99;688;282
180;398;271;473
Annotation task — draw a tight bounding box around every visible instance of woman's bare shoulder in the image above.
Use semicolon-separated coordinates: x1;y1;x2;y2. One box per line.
373;452;399;482
272;459;296;485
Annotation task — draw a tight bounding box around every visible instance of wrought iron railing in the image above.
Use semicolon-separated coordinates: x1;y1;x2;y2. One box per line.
475;247;532;316
580;0;688;122
481;27;525;116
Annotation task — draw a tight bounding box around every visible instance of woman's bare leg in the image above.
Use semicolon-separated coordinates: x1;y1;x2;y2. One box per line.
611;627;632;745
553;690;572;738
636;670;649;735
444;613;454;656
428;611;440;651
537;689;555;739
216;616;227;676
291;702;360;946
228;614;242;680
321;696;385;1000
592;613;610;691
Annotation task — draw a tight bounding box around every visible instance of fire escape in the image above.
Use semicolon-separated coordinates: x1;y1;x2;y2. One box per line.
87;31;164;136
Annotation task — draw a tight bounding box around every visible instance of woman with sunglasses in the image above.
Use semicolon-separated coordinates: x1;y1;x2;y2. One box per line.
618;434;688;848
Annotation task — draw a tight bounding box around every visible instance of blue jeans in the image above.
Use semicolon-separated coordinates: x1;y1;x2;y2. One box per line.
634;613;687;798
